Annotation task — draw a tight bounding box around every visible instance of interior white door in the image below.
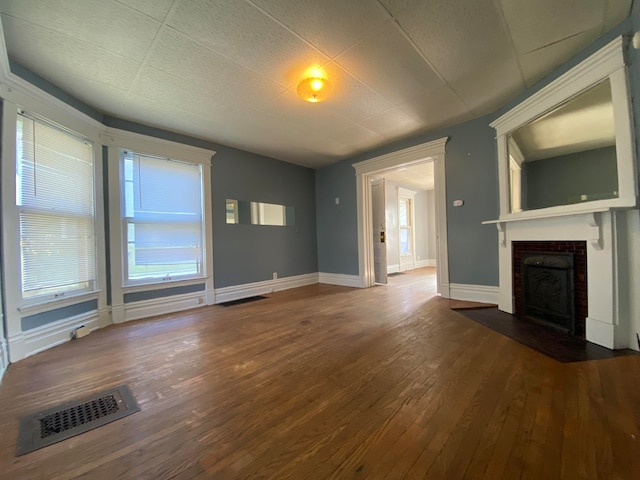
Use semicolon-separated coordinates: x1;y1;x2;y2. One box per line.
371;179;387;284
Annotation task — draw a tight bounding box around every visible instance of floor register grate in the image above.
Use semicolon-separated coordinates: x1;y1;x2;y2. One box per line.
16;384;140;456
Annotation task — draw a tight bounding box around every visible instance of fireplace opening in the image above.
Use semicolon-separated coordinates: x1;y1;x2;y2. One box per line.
512;241;587;338
522;252;575;334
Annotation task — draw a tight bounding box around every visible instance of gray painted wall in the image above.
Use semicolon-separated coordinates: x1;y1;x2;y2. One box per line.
4;65;318;331
21;301;97;331
103;119;318;288
212;146;317;288
315;15;635;288
1;9;638;329
524;146;618;210
316;114;500;286
315;160;359;275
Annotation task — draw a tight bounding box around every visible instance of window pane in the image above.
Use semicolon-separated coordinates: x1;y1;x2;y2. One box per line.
399;199;407;226
17;115;94;215
20;212;95;297
122;150;204;283
16;113;96;299
400;228;411;255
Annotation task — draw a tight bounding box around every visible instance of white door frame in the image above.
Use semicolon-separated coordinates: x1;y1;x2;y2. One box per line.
353;137;450;297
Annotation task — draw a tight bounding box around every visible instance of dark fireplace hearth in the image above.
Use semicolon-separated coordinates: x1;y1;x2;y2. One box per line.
512;241;587;338
522;252;575;334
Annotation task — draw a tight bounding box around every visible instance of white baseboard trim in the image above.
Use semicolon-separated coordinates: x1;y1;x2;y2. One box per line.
124;291;207;322
586;316;616;349
416;259;437;268
0;335;8;385
206;288;216;306
389;260;435;274
318;272;365;288
215;273;319;304
449;283;499;304
7;310;105;363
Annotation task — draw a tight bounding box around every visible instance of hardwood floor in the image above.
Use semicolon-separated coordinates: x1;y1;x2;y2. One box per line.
0;268;639;479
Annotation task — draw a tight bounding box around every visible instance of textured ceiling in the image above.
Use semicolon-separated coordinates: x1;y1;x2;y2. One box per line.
373;162;435;191
0;0;631;169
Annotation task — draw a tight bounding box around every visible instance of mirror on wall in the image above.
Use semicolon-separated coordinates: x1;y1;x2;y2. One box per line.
226;199;295;226
507;79;619;213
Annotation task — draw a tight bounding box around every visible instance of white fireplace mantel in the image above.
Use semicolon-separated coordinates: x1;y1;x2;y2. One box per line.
486;36;640;351
490;209;637;349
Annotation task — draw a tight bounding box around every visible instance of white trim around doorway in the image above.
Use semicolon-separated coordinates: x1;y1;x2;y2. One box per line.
353;138;450;297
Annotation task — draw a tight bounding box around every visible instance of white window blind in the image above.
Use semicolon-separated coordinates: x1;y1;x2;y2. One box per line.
16;112;96;299
122;150;203;283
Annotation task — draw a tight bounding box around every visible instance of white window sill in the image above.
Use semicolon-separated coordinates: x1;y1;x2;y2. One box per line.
122;277;208;294
18;290;101;316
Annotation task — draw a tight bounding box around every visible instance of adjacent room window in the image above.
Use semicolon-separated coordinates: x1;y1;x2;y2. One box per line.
399;197;412;256
121;150;204;284
16;112;96;299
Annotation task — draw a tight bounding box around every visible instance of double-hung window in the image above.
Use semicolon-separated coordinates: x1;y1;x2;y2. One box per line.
399;197;413;256
121;150;204;284
16;111;97;300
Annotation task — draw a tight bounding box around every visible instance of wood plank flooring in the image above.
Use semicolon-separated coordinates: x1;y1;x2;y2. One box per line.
0;268;639;479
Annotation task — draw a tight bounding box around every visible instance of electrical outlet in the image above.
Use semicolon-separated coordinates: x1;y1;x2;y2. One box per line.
273;272;278;280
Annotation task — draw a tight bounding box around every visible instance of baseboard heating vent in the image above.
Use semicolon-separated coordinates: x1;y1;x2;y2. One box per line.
16;384;140;456
218;295;268;307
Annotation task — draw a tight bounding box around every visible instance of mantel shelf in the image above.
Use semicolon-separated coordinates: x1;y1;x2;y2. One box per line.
482;207;613;225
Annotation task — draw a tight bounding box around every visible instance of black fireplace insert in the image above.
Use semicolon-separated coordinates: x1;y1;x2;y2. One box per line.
522;252;576;334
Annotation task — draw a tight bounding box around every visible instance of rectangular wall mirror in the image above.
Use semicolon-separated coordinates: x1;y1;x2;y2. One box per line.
226;199;295;226
507;78;618;213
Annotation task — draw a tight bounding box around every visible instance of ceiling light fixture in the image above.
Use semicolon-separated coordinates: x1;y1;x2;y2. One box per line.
297;76;331;103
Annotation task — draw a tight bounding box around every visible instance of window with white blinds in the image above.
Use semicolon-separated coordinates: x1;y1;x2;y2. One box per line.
16;112;96;299
122;150;204;284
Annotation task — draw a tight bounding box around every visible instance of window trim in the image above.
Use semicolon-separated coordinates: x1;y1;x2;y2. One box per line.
1;98;108;348
120;149;206;286
104;128;215;323
0;54;214;358
15;111;99;304
397;187;417;269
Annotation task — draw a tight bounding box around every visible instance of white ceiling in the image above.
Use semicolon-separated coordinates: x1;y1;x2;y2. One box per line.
0;0;631;169
374;162;435;191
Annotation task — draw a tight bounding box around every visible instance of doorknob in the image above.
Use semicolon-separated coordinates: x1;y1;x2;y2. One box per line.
380;231;385;243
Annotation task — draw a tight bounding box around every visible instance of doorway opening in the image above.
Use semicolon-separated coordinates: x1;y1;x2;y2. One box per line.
370;163;438;288
353;137;450;297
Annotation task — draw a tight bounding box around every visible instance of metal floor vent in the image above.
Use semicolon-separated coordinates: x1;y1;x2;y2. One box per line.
219;295;267;307
17;384;140;456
